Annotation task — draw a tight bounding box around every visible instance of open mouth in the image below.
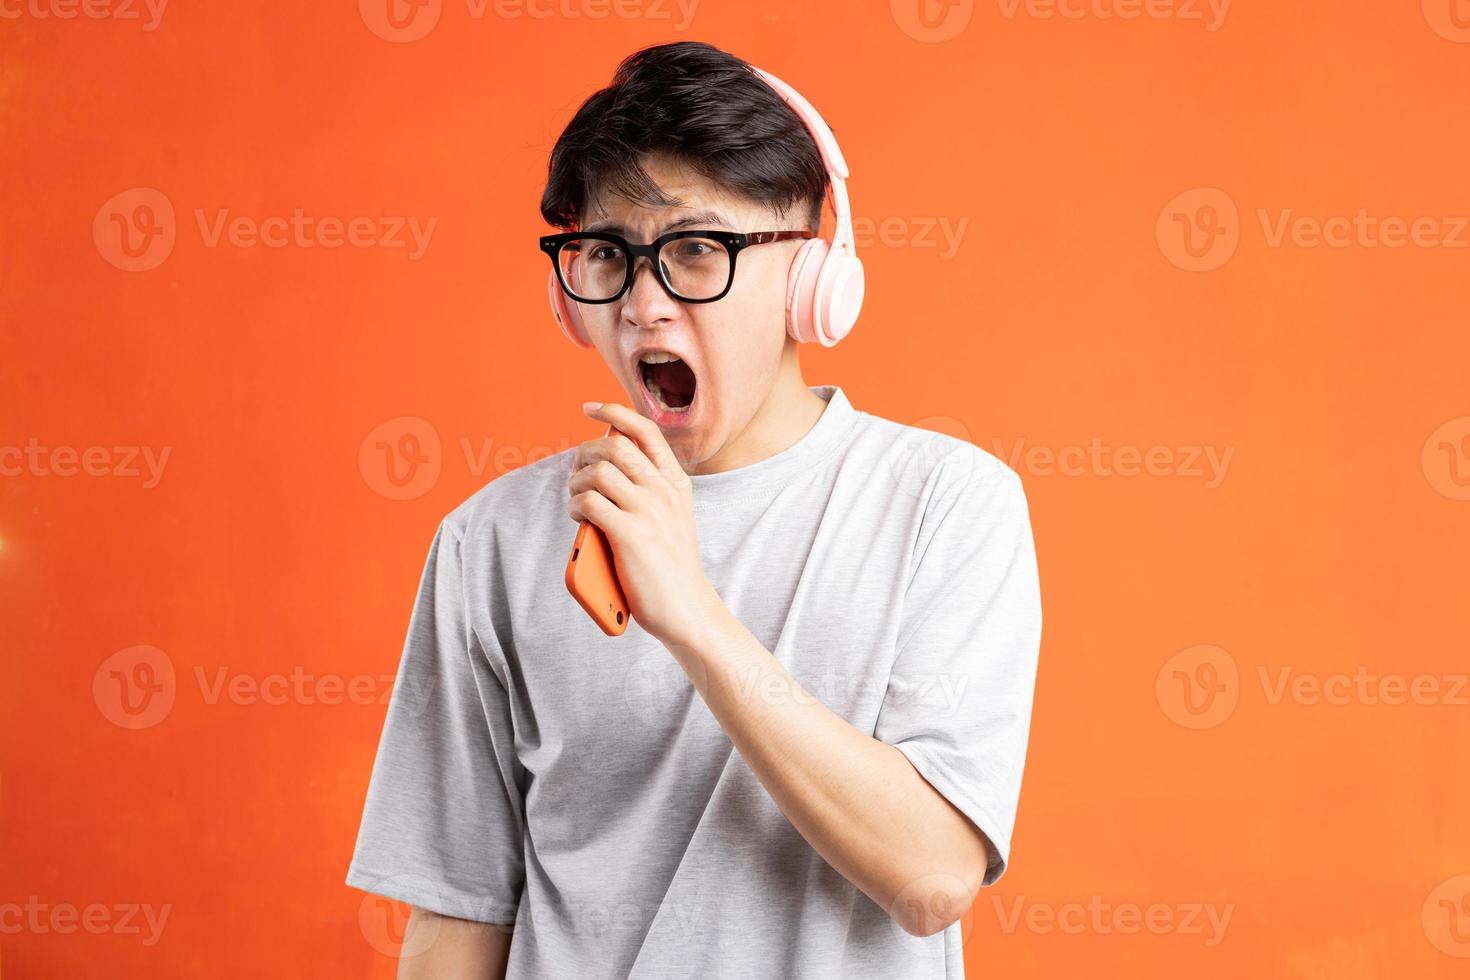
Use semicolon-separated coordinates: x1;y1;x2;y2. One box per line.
638;354;697;413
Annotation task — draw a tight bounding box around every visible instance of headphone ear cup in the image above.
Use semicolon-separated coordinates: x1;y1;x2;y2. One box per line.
812;252;865;347
547;269;593;349
785;237;828;344
786;238;864;347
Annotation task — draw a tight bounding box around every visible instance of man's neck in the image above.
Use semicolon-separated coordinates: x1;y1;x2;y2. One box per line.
690;378;828;476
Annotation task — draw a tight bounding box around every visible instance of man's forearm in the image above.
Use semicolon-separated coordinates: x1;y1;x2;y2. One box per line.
666;595;992;938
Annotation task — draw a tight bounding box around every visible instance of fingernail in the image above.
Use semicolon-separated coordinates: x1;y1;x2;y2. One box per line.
582;401;603;413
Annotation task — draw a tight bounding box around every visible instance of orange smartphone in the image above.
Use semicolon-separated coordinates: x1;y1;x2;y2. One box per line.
565;422;631;636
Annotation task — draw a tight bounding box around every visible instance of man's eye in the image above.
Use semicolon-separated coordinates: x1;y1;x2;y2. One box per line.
590;245;623;262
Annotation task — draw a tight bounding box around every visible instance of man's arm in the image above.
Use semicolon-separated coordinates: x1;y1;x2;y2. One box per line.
396;907;513;980
667;598;993;939
567;405;1034;938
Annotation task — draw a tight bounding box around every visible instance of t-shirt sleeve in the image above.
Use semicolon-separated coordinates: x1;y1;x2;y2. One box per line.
345;518;526;924
874;450;1042;888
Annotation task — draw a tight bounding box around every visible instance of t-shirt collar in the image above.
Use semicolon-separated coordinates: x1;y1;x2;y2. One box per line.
689;384;857;507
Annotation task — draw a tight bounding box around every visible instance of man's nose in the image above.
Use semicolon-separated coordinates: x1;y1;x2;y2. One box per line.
623;253;678;320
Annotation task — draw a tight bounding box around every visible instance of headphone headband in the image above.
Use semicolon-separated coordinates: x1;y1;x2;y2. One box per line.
748;65;856;260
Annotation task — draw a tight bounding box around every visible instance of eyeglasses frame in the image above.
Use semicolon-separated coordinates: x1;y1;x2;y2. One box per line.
538;229;815;305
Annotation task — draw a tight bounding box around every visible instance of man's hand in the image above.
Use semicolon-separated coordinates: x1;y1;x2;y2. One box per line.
567;401;721;648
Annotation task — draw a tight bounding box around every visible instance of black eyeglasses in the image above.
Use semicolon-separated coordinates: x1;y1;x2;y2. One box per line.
538;229;814;304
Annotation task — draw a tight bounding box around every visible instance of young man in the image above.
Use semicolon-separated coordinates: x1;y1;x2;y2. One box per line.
347;40;1042;979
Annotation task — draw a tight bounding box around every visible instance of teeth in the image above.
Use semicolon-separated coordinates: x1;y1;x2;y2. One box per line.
645;379;690;413
637;350;692;414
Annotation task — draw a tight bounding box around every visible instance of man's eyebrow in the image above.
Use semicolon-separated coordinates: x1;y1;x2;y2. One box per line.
583;209;732;236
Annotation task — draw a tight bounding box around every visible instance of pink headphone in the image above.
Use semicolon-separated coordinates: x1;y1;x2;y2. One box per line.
546;63;865;350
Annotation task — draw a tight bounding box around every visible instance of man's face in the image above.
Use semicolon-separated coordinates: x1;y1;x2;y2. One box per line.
575;153;808;472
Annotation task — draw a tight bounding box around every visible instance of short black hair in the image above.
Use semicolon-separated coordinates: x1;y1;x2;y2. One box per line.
539;40;829;236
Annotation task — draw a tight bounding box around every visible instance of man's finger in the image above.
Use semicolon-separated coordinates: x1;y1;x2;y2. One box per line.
585;402;689;489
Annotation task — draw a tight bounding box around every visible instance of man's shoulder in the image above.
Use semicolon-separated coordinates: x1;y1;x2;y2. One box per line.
437;446;576;545
852;406;1024;497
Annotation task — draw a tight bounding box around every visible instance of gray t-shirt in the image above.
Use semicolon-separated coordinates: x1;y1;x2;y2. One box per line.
346;383;1042;978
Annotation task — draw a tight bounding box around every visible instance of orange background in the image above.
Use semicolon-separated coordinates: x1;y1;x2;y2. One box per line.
4;1;1469;976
